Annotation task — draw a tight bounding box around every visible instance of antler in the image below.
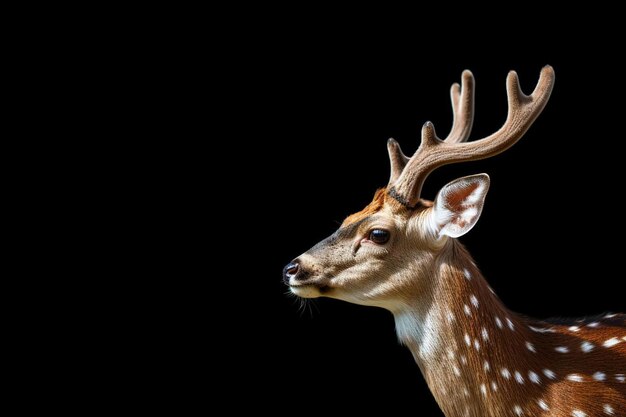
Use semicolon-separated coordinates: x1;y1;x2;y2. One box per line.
388;65;555;208
388;70;475;184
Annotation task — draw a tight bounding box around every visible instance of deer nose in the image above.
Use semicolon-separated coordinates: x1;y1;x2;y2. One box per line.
283;261;301;284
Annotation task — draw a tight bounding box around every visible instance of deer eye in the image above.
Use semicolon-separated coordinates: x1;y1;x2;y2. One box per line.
368;229;390;244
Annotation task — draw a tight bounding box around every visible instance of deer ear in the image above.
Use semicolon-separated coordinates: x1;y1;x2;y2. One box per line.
430;174;490;238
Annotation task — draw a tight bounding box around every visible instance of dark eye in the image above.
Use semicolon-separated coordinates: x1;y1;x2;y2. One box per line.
368;229;390;244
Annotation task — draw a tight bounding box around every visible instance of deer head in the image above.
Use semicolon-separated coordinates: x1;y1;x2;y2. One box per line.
283;66;555;313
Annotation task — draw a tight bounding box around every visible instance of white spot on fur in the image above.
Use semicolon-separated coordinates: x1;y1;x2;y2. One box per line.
453;365;461;377
446;310;456;323
514;371;524;384
593;372;606;381
555;346;569;353
470;294;479;308
514;405;523;416
526;341;536;353
604;313;617;318
543;369;556;379
460;354;467;365
447;349;455;360
463;268;471;280
474;339;480;351
495;316;503;329
481;327;489;341
569;326;580;332
529;325;556;333
567;374;583;382
538;399;549;411
529;371;540;384
604;404;615;415
604;337;620;348
491;381;497;391
616;374;625;383
480;383;487;396
501;368;511;379
483;360;490;372
463;388;469;397
506;317;515;331
464;333;471;346
587;321;599;328
464;304;471;316
572;411;587;417
581;341;595;352
623;336;626;342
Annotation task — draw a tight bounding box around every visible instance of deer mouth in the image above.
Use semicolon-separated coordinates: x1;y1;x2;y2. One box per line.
290;283;331;297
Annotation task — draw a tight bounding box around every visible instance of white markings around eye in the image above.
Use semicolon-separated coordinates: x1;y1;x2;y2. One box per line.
555;346;569;353
581;341;595;353
543;369;556;379
525;342;536;353
567;374;583;382
529;371;540;384
593;372;606;381
603;337;620;348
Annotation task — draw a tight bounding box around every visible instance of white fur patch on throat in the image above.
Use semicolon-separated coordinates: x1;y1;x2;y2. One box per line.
394;309;441;360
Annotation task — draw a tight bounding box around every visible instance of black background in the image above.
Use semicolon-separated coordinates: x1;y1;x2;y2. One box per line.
230;55;626;415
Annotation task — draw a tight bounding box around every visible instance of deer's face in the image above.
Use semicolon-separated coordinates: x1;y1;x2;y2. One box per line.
284;66;554;311
283;175;490;310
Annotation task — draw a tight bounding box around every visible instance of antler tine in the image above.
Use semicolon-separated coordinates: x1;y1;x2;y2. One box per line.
445;70;475;143
387;138;409;184
387;70;474;185
390;65;555;208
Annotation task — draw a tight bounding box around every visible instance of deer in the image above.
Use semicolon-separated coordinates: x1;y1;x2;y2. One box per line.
283;66;626;417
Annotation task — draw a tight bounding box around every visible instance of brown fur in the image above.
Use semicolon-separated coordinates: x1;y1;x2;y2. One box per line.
341;188;388;227
341;188;434;227
419;241;626;417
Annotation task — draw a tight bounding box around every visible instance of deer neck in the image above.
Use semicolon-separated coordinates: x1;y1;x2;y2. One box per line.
392;241;539;417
